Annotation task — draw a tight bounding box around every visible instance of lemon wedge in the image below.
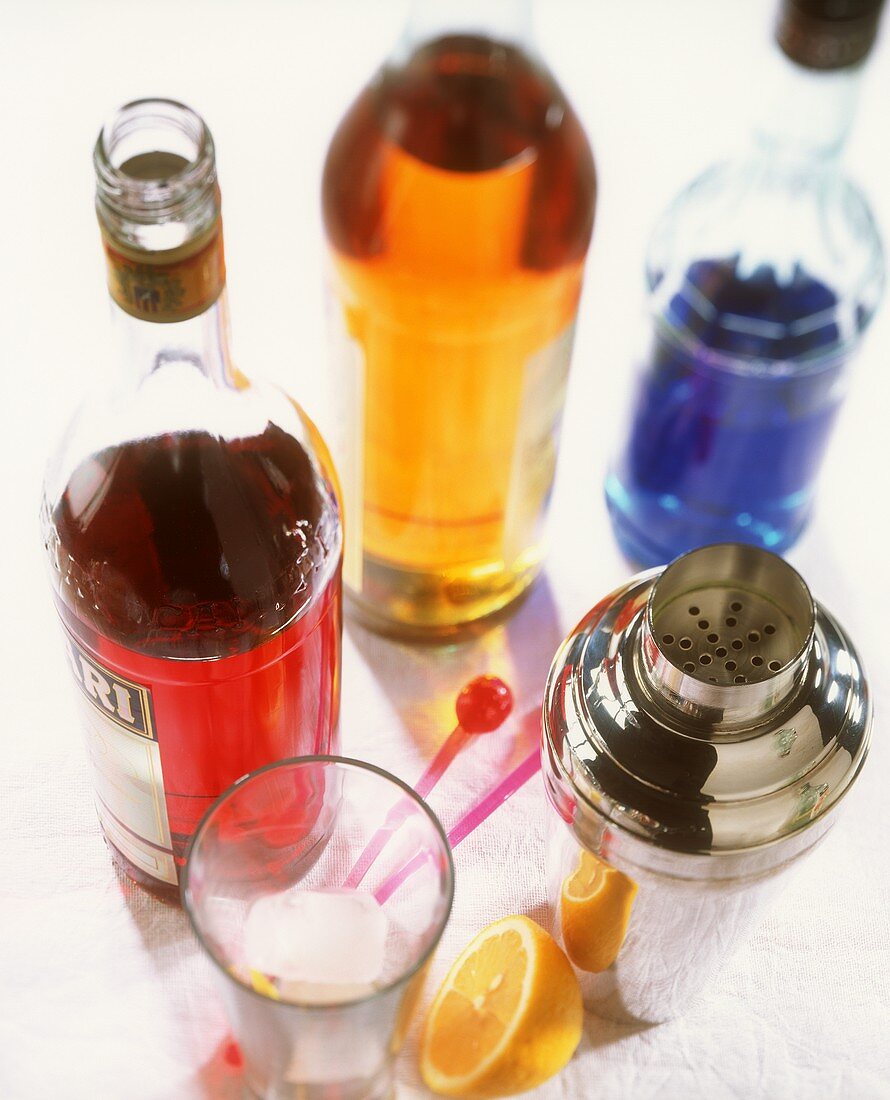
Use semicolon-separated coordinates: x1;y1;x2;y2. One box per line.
560;850;637;972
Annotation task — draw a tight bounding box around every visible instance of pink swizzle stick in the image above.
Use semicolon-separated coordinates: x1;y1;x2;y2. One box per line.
342;676;513;891
374;746;541;906
444;746;540;849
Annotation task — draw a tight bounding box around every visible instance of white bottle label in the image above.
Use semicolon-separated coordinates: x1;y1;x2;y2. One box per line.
502;323;576;564
65;634;177;885
325;292;366;592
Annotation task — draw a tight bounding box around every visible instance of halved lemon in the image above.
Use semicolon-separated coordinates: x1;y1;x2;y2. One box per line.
420;915;582;1098
560;850;637;972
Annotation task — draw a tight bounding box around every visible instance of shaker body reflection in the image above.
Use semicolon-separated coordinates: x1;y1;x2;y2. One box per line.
322;4;595;635
42;100;343;898
542;544;870;1022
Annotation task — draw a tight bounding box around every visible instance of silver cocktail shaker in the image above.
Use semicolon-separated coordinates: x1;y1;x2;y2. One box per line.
542;544;870;1023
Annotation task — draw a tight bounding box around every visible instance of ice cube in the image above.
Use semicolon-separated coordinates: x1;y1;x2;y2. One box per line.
244;889;388;986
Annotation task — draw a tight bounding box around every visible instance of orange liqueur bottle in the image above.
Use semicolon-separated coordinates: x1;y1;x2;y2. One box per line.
323;0;596;635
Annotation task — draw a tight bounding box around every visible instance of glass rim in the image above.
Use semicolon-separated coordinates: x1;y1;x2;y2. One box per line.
181;754;456;1012
94;96;217;225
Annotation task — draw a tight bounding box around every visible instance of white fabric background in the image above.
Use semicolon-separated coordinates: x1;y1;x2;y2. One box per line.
2;1;889;1097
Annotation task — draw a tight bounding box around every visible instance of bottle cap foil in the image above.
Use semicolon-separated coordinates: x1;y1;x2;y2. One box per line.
777;0;885;70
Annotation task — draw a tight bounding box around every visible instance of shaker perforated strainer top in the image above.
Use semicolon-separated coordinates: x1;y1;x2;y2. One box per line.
647;543;814;687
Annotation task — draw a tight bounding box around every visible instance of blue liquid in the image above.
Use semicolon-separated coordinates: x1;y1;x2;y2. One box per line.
606;259;846;566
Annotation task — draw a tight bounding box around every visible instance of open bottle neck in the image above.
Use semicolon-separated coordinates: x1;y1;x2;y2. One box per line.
399;0;533;52
108;288;236;390
750;43;864;164
94;98;236;389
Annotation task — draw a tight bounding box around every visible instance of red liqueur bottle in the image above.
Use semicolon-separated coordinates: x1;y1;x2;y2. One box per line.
42;100;342;898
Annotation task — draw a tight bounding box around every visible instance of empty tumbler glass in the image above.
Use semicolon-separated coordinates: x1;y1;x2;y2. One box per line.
182;756;454;1099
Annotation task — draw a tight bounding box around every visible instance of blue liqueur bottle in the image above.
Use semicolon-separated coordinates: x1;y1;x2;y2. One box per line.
606;0;885;566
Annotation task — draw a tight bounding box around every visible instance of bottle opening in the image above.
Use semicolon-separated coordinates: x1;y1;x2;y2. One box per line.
95;98;216;225
117;150;192;182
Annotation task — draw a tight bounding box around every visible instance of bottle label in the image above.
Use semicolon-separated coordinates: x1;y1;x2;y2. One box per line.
326;269;578;586
101;221;226;324
325;285;366;592
65;633;177;885
502;324;576;564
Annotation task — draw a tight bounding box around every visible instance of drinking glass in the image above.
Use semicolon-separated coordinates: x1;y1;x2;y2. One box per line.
182;756;454;1099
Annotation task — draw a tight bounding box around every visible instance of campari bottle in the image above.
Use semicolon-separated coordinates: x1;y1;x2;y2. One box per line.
605;0;885;566
323;0;596;636
42;100;343;899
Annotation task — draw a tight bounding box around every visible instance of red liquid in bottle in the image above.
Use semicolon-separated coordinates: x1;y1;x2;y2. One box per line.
49;424;342;898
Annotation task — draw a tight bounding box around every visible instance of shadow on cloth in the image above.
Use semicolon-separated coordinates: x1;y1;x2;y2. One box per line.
345;571;565;759
116;868;240;1099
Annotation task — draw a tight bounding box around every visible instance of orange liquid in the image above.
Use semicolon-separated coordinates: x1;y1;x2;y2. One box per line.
323;34;596;635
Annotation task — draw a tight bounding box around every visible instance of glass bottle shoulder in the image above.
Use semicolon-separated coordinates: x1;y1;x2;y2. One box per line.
321;33;596;272
646;154;884;365
42;364;342;660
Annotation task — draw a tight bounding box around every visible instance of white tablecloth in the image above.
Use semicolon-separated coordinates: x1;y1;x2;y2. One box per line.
2;1;890;1097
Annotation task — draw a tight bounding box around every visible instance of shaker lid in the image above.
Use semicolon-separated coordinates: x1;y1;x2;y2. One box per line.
543;545;870;854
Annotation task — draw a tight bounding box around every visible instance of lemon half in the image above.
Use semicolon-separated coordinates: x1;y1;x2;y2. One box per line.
420;914;582;1098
